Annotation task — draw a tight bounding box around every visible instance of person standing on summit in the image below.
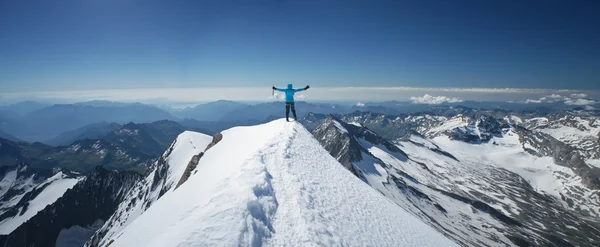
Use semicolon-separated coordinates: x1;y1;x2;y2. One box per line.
272;84;310;122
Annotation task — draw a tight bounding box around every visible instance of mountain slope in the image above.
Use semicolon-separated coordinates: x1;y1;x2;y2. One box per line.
105;120;456;247
0;101;49;116
0;129;21;143
311;115;600;246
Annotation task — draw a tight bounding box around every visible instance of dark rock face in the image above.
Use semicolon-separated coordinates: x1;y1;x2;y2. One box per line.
175;154;203;189
176;132;223;189
204;133;223;151
0;167;141;247
311;117;361;175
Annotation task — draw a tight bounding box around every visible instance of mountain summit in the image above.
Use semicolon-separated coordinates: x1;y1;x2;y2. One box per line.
96;119;456;247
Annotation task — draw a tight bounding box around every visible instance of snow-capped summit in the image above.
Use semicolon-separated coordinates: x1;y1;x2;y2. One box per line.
101;119;456;247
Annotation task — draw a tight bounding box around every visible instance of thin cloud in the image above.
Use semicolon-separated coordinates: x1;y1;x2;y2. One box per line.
565;98;596;106
523;94;597;105
410;94;464;104
536;94;564;103
570;93;588;98
356;102;365;107
1;87;599;105
525;99;543;104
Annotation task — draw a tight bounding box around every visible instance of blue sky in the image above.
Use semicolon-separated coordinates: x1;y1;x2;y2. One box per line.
1;0;599;94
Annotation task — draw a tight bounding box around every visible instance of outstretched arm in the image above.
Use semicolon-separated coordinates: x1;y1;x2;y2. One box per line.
273;86;285;92
294;85;310;92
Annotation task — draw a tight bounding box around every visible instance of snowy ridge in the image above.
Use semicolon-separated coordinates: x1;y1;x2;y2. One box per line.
86;131;213;246
108;120;456;247
0;171;80;234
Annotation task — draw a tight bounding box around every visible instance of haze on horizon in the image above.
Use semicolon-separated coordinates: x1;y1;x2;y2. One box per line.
1;0;599;103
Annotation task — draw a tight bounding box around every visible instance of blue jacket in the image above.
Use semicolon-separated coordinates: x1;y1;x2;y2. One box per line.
275;84;305;103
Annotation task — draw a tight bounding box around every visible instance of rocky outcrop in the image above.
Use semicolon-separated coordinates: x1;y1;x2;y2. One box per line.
311;117;360;175
174;154;203;189
175;133;223;189
204;133;222;151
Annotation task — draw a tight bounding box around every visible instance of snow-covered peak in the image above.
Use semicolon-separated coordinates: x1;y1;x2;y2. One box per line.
107;119;456;247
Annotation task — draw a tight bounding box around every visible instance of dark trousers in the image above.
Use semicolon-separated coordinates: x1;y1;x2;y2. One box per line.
285;102;297;120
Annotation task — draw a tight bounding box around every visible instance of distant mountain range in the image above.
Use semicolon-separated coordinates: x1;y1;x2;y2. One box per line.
0;120;186;174
0;100;597;145
0;101;49;118
0;102;177;142
172;100;248;120
0;130;20;143
46;122;123;146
